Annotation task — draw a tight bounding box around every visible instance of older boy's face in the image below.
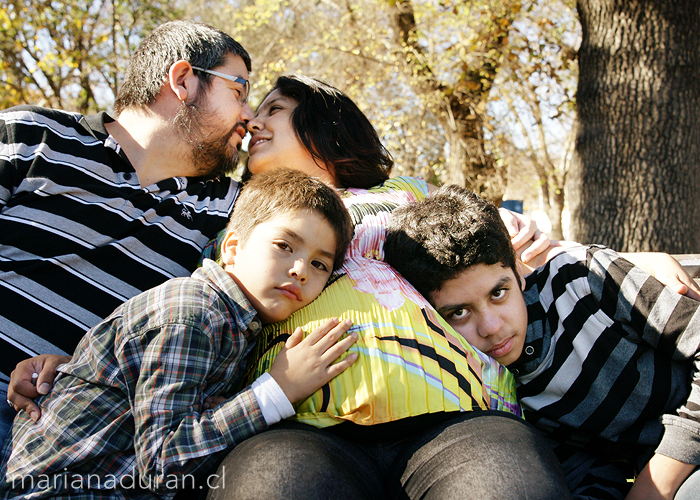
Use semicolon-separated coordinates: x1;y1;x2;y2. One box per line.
431;263;528;367
221;210;337;324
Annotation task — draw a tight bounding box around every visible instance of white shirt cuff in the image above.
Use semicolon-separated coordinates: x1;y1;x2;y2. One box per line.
251;372;295;425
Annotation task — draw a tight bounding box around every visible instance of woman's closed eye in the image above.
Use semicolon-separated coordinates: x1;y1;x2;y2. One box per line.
256;105;282;120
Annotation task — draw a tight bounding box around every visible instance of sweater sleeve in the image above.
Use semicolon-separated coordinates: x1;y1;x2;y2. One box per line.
587;246;700;464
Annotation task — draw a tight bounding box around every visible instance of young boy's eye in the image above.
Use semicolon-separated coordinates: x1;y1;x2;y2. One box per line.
312;260;330;273
275;242;292;252
492;288;507;300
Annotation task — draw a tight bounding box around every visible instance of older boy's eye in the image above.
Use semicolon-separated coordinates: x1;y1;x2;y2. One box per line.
493;288;507;300
448;309;469;321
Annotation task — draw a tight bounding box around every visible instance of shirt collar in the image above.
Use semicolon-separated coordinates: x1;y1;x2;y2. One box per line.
507;276;549;377
196;259;262;340
79;111;113;142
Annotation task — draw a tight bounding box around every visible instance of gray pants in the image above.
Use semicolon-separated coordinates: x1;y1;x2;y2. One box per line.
206;411;572;500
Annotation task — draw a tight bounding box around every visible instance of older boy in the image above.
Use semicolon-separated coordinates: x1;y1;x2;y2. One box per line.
384;185;700;500
0;169;356;499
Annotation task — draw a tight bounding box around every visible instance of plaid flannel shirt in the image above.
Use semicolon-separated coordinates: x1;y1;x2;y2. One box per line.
0;259;266;500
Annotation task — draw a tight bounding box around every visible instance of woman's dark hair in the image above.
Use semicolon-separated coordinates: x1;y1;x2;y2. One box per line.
265;75;393;189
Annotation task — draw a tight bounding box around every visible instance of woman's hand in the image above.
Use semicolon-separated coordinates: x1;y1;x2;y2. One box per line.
8;354;71;421
269;318;358;404
497;208;551;264
621;252;700;300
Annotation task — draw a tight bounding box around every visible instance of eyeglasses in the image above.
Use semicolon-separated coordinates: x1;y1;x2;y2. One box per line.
191;66;250;105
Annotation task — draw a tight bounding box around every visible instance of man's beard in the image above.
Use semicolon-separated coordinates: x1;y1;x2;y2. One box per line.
174;92;242;180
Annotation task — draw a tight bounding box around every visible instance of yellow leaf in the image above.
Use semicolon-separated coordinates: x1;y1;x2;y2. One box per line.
466;81;481;91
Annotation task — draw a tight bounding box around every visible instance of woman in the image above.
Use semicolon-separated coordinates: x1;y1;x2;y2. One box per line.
203;75;573;500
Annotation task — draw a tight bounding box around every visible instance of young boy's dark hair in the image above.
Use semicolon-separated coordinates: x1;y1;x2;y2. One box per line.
384;184;518;300
231;168;353;272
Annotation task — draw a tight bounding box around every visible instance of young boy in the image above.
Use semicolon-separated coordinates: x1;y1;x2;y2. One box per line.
384;184;700;499
0;168;356;499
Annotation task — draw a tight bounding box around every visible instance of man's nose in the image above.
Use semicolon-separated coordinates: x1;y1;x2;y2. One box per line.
240;103;254;125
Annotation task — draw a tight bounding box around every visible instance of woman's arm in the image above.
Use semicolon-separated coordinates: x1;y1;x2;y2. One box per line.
620;252;700;300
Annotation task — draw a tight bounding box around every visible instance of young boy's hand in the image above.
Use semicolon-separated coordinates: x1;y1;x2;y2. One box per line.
269;318;358;404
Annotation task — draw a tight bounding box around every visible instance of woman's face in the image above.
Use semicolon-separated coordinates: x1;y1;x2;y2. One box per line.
246;90;336;186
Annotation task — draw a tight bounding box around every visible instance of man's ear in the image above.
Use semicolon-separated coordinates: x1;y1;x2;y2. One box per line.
221;231;240;267
167;60;199;103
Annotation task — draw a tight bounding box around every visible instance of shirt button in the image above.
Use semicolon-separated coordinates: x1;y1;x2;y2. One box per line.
249;320;261;333
124;173;132;180
511;368;519;376
525;345;535;356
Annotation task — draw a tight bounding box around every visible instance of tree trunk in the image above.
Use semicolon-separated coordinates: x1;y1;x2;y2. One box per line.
388;0;512;203
546;188;566;241
570;0;700;252
441;99;503;205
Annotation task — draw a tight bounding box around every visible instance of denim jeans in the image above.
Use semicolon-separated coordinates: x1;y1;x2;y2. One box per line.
0;391;16;450
206;410;572;500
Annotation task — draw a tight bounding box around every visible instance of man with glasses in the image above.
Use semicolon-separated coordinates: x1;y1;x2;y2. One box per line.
0;20;253;442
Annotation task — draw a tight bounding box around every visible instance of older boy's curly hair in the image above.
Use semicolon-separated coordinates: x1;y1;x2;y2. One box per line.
384;184;518;300
229;168;353;272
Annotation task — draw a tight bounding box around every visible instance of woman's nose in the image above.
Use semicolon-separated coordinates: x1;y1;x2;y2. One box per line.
247;116;262;133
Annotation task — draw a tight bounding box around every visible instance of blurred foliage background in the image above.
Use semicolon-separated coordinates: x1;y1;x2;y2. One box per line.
0;0;588;241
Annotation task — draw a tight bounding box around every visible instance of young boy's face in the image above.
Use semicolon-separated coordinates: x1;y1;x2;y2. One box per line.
430;263;528;367
221;210;338;324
